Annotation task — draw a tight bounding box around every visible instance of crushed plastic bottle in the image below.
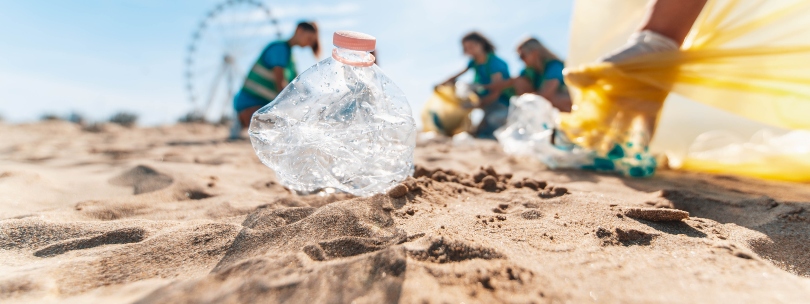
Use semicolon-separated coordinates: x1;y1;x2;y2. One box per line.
495;94;592;168
249;31;416;196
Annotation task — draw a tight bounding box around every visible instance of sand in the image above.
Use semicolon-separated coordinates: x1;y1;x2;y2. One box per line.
1;121;809;303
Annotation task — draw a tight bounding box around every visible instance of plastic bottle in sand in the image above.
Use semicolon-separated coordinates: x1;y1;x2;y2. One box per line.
249;31;416;196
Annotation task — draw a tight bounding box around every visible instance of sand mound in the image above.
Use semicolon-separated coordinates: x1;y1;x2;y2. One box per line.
138;247;408;304
109;165;174;194
213;195;405;270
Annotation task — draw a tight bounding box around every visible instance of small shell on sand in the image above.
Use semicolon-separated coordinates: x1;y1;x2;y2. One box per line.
624;208;689;222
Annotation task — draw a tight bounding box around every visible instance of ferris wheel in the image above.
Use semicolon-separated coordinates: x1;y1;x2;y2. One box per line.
184;0;281;122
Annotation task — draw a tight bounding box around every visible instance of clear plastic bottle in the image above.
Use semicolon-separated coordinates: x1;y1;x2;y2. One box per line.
249;31;416;196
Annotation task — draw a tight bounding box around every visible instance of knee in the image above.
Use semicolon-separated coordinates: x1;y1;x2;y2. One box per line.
551;94;573;113
238;106;262;128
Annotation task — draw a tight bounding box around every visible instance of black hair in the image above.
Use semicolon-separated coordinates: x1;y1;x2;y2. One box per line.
462;31;495;54
296;21;320;57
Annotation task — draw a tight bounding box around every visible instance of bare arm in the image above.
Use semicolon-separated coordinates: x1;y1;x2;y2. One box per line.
443;67;469;85
641;0;707;45
273;66;287;90
478;73;504;108
537;79;560;100
537;79;572;112
485;77;516;92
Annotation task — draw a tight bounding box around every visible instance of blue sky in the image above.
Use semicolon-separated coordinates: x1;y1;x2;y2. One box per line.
0;0;572;125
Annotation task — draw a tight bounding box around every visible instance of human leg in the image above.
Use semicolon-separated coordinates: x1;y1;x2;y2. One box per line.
475;102;509;140
238;106;262;128
549;93;572;113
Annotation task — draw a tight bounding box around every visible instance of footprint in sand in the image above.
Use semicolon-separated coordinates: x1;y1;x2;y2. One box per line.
109;165;173;194
520;210;543;220
595;227;658;246
492;203;545;220
406;237;504;263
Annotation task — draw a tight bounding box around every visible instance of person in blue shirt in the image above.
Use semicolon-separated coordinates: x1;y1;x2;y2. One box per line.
487;37;571;112
234;21;320;128
443;32;513;139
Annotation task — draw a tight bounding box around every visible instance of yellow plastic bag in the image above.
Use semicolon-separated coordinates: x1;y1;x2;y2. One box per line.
564;0;810;181
420;84;475;136
681;130;810;182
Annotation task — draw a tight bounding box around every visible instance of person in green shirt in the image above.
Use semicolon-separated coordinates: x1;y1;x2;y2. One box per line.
233;21;320;128
443;32;513;139
488;37;571;112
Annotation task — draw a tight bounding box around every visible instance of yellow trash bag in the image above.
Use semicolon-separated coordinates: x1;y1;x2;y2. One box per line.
563;0;810;180
420;84;477;136
682;130;810;182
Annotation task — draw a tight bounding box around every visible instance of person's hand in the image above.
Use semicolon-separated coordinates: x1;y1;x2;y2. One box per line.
600;30;678;63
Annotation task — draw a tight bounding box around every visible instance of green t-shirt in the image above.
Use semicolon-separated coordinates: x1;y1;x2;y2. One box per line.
468;53;514;105
240;40;297;103
519;59;566;92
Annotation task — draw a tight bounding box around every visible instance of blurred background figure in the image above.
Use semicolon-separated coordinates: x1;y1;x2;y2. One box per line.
442;32;512;139
515;38;568;110
234;21;320;129
487;37;571;112
515;38;571;105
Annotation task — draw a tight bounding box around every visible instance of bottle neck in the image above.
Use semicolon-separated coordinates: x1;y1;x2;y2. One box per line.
332;47;375;67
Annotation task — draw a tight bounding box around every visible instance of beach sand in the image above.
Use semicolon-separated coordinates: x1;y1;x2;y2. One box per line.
2;121;809;303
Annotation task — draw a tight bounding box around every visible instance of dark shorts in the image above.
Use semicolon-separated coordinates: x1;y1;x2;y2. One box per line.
233;91;270;113
475;100;510;139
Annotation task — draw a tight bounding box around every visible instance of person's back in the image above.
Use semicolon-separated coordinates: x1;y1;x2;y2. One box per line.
235;41;296;113
232;21;320;130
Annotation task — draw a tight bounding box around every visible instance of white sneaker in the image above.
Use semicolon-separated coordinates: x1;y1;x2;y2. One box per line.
600;30;679;63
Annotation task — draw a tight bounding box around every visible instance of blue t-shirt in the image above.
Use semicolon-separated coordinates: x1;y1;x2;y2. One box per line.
234;41;293;113
519;59;566;92
542;59;565;85
468;53;512;105
261;41;291;69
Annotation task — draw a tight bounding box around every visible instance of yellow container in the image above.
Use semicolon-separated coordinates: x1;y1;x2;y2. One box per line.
420;84;476;136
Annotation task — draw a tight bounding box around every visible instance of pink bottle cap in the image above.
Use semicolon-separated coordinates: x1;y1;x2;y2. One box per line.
333;31;376;51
